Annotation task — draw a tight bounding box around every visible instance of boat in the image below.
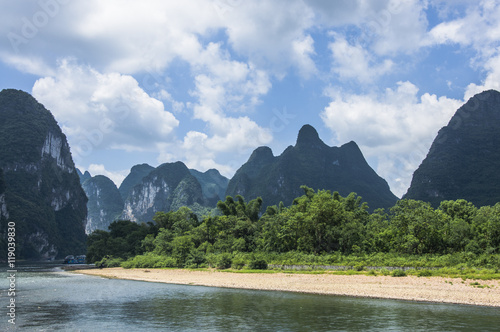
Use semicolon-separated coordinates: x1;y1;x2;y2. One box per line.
63;255;86;264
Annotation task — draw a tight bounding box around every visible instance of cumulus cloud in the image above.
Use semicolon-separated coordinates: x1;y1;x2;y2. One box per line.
222;0;316;77
428;1;500;54
3;0;499;191
465;54;500;99
427;1;500;98
321;81;462;197
368;0;429;55
169;41;273;174
86;164;129;187
32;59;179;162
329;34;393;83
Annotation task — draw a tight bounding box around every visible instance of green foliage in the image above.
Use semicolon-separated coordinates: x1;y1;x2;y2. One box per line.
418;269;433;277
87;191;500;273
86;220;155;263
391;269;407;277
205;252;234;269
248;258;268;270
95;256;124;268
121;253;177;269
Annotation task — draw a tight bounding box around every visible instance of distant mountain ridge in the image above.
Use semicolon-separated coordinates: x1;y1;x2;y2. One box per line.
226;124;398;211
404;89;500;207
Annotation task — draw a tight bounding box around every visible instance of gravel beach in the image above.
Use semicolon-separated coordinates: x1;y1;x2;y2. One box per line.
72;267;500;307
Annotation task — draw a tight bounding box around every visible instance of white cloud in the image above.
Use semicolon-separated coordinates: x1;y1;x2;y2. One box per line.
32;59;179;163
465;53;500;99
223;0;316;77
428;0;500;54
86;164;129;187
368;0;429;55
427;1;500;99
329;34;393;83
321;82;462;197
173;41;273;173
292;34;317;78
0;0;321;79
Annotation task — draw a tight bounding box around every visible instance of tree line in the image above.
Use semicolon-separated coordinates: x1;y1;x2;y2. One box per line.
86;186;500;269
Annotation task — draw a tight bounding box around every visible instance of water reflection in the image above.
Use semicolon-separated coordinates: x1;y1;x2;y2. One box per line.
0;264;499;331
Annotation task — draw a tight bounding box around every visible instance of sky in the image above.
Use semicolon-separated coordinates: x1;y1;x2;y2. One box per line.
1;0;499;198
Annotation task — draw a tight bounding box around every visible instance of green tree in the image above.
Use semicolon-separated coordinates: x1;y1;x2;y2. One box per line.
389;200;446;254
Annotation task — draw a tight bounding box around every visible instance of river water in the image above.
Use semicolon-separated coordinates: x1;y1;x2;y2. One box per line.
1;263;499;331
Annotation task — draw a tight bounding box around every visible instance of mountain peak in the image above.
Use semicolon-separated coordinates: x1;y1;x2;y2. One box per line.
248;146;274;163
404;89;500;207
296;124;325;148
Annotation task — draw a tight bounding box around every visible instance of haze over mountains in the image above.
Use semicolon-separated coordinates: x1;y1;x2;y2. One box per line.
1;88;499;258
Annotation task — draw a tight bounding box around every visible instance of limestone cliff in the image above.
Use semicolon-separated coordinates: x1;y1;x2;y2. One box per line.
0;89;87;259
121;162;206;222
82;175;124;234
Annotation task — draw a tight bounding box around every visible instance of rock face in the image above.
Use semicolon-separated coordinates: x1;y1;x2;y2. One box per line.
118;163;154;201
0;89;87;259
121;161;206;222
189;168;229;203
404;90;500;207
226;124;398;211
77;168;91;184
82;175;124;234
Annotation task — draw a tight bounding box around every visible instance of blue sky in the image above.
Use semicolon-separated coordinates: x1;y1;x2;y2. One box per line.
1;0;499;198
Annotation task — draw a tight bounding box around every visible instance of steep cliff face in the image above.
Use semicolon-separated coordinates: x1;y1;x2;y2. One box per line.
226;124;398;211
404;90;500;207
189;168;229;203
118;163;154;201
0;89;87;259
77;168;91;184
121;161;206;222
82;175;124;234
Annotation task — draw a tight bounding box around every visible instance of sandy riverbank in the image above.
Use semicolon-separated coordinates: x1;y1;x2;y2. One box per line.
72;267;500;307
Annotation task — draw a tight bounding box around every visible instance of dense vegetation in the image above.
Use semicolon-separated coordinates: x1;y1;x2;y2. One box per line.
87;187;500;274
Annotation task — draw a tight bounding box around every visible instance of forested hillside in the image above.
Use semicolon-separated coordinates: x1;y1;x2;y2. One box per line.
87;188;500;271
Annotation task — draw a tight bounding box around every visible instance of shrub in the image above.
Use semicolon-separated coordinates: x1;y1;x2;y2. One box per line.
380;268;390;276
95;256;124;268
418;269;433;277
215;253;232;269
153;256;177;268
249;258;268;270
391;269;407;277
184;250;206;268
121;254;177;268
231;257;246;270
354;264;364;271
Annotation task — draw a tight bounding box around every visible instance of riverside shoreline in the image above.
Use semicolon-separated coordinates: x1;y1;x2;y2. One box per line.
71;267;500;307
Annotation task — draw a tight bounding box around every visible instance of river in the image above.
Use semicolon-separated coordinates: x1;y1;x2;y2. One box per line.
1;262;499;331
